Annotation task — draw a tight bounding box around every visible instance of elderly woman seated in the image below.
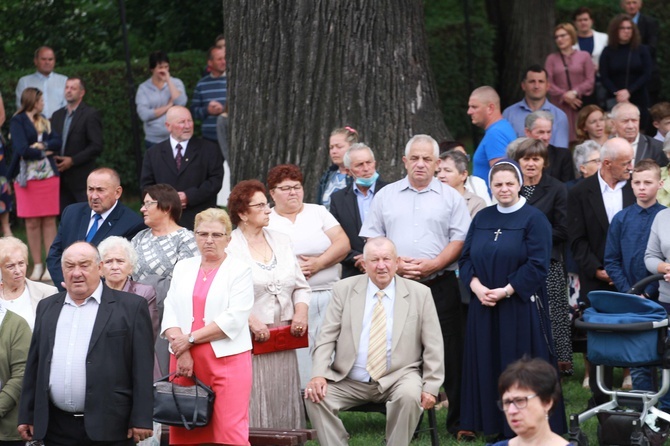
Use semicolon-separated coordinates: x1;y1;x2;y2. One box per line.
98;236;159;342
0;236;56;330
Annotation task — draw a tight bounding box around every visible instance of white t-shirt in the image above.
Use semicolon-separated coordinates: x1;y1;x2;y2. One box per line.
269;203;341;291
1;288;34;330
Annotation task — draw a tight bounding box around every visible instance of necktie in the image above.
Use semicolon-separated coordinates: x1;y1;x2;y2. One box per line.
86;214;102;242
367;291;387;381
175;143;183;170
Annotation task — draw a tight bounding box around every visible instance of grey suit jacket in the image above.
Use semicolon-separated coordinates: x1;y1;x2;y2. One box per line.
635;134;668;166
311;274;444;396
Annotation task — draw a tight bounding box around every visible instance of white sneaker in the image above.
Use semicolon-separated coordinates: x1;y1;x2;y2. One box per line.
582;377;590;388
29;264;44;281
41;268;52;283
622;375;633;390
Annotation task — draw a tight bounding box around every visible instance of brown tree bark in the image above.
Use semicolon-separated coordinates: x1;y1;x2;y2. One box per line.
223;0;451;200
485;0;556;107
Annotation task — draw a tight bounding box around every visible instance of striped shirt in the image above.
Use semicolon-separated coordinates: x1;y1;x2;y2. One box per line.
190;74;227;142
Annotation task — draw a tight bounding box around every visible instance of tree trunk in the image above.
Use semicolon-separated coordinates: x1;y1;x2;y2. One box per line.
223;0;450;201
486;0;555;107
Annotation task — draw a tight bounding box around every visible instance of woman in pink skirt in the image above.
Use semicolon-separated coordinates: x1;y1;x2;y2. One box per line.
162;208;254;445
8;87;61;282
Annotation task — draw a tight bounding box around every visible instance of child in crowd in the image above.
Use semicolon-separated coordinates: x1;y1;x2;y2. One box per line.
604;159;666;405
650;102;670;143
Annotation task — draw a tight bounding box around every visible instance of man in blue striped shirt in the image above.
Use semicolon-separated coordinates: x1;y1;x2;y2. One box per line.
191;46;227;145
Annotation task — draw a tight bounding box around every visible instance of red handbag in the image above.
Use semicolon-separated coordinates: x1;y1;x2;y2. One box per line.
252;325;308;355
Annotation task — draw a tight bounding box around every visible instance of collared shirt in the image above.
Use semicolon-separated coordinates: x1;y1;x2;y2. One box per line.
170;135;190;158
353;181;378;224
49;281;103;413
630;133;641;159
502;98;570;149
87;201;119;234
135;76;188;143
597;170;628;223
15;71;68;118
61;106;78;154
604;202;665;294
360;177;471;272
348;278;396;382
632;12;640;24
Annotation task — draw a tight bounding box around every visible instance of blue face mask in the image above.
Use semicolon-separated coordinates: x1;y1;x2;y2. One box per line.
355;171;379;187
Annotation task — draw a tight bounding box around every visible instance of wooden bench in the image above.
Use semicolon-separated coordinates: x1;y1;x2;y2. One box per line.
249;427;317;445
160;426;317;446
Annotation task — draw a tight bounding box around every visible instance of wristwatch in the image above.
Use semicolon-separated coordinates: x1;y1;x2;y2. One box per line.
188;333;196;344
504;287;511;299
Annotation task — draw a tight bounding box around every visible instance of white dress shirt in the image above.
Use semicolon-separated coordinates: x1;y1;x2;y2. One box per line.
597;170;627;223
49;282;103;413
348;278;395;382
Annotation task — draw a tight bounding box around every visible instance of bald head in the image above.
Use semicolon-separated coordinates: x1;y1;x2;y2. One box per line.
470;86;501;109
165;106;194;142
600;137;634;184
468;86;502;129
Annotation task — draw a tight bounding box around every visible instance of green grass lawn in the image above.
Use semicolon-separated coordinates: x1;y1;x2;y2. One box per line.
304;354;617;445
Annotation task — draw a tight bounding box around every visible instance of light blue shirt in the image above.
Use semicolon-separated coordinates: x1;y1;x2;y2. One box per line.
15;71;67;118
49;281;103;413
502;98;570;149
135;77;187;143
348;278;395;382
359;177;471;272
353;181;377;224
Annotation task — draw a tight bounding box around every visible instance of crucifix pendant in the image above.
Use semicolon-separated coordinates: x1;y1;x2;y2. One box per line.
494;229;502;241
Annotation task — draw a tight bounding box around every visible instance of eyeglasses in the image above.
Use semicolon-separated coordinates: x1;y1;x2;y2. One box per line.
583;159;600;165
274;185;303;192
195;231;227;240
141;201;158;208
554;33;570;39
497;394;538;412
248;202;270;210
619;26;633;30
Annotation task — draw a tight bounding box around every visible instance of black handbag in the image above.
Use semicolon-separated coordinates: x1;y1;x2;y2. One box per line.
153;372;215;430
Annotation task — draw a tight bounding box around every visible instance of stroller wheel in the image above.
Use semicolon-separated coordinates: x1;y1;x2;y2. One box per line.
568;428;589;446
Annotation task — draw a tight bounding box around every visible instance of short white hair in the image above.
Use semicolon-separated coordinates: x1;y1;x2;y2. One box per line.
97;236;138;271
404;134;439;158
343;143;375;168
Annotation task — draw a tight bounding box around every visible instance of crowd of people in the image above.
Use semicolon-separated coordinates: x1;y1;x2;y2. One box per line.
0;2;669;445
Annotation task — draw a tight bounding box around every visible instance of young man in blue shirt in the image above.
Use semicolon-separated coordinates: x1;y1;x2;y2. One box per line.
604;158;666;404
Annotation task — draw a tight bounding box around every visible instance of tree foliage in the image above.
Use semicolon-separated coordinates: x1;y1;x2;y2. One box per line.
0;0;222;71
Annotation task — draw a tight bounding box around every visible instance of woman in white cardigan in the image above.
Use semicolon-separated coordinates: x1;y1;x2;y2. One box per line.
227;180;311;430
0;236;57;330
162;208;254;446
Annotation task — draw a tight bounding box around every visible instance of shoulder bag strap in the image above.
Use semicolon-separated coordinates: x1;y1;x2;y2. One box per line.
559;53;573;91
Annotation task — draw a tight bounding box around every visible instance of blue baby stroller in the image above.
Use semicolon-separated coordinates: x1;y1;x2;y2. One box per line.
569;275;670;446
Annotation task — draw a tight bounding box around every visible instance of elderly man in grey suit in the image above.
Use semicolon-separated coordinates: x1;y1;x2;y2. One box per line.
304;237;444;446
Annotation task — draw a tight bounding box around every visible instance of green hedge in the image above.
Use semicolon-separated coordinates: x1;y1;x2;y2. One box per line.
0;50;206;196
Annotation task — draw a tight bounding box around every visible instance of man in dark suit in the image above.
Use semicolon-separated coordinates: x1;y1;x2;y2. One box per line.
330;143;387;278
524;110;575;182
140;105;224;229
304;237;444;445
18;242;154;445
46;168;145;290
51;77;103;211
568;137;635;404
611;102;668;167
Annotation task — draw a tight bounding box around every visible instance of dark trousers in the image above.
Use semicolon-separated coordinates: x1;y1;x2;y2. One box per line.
45;403;133;446
59;186;87;214
424;271;463;434
0;441;26;446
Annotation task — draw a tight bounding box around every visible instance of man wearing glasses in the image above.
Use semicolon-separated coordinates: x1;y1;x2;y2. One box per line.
140;105;224;229
46;168;145;291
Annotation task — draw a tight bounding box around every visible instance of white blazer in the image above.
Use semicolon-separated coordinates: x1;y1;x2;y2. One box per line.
574;30;608;70
161;255;254;358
